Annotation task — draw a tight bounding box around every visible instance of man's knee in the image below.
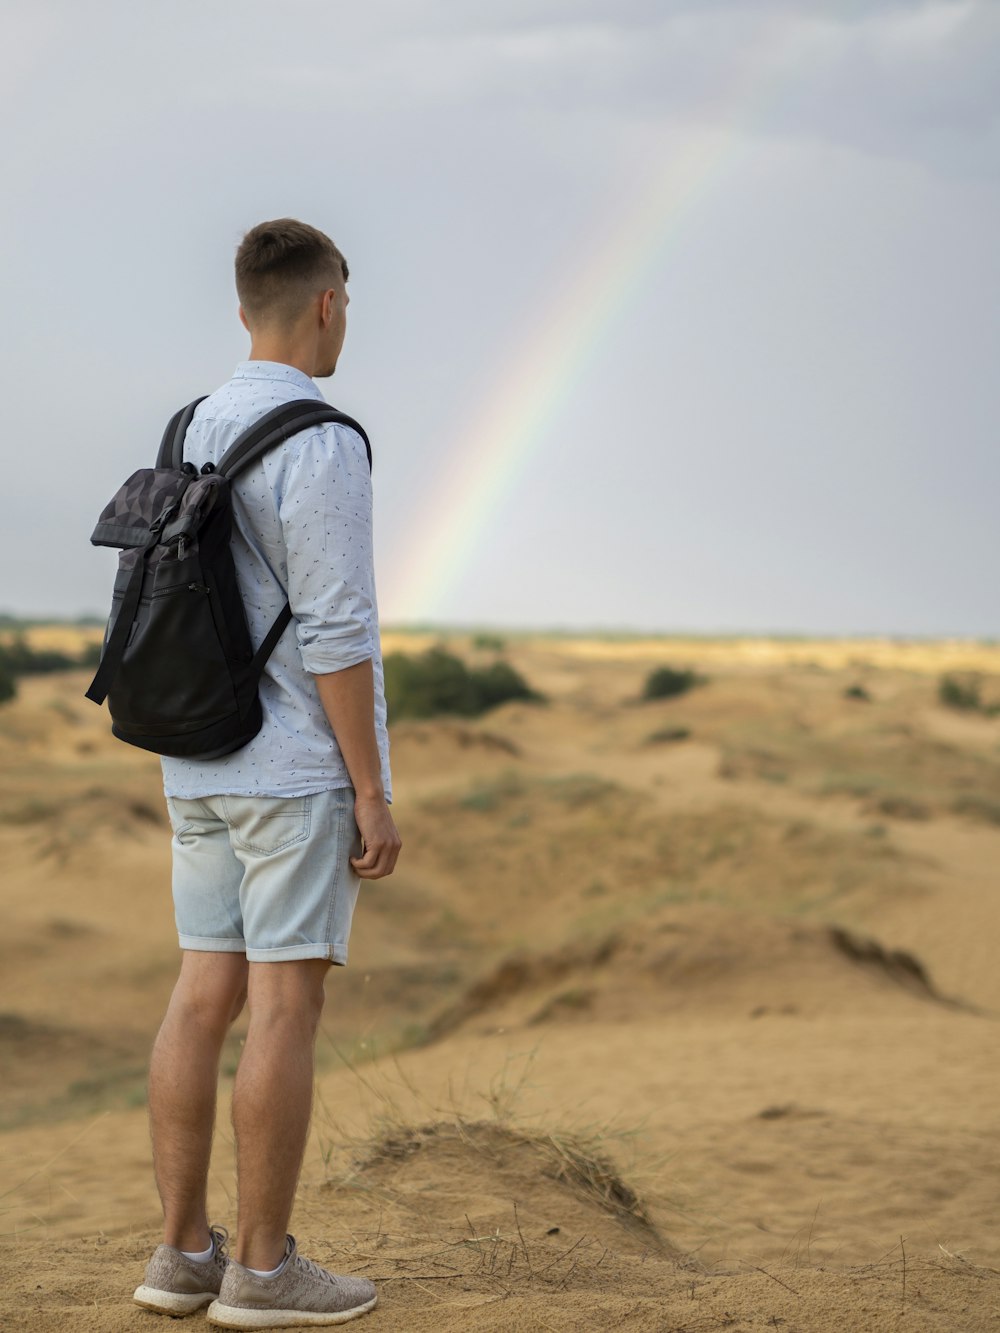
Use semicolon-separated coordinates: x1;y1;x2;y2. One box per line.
246;959;328;1034
170;953;249;1036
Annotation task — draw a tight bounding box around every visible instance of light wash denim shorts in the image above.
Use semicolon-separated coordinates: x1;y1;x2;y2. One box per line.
165;788;363;965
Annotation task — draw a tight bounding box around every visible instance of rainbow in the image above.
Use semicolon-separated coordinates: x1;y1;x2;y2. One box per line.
382;24;796;623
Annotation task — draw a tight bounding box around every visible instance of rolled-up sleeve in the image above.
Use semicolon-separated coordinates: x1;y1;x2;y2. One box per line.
277;423;376;674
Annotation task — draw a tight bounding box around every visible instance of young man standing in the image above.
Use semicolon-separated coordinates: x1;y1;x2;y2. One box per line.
132;219;400;1327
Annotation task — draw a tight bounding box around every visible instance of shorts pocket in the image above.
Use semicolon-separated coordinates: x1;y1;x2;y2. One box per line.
222;795;312;856
165;795;196;840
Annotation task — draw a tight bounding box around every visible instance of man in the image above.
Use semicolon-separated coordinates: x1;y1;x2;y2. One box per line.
131;218;400;1328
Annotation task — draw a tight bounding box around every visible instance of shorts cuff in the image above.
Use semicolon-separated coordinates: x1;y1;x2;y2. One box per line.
244;942;348;966
178;934;248;953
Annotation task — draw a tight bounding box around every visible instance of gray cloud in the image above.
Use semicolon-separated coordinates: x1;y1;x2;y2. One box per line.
4;2;994;179
350;3;1000;178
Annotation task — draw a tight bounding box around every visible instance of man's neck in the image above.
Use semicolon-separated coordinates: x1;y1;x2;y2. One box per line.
246;339;316;380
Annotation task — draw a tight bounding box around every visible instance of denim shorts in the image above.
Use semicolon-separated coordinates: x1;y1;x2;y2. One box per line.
165;787;363;965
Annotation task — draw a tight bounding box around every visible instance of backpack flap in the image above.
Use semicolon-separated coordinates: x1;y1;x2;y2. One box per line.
91;468;197;550
159;474;227;546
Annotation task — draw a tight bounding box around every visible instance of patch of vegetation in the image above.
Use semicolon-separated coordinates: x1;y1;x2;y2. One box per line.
938;673;1000;715
542;773;622;806
644;726;691;744
844;683;871;701
0;636;101;675
0;1059;150;1131
0;613;104;629
347;1118;658;1232
472;632;506;652
864;794;933;822
459;771;528;812
384;647;543;721
641;665;705;701
0;635;102;706
940;674;981;710
0;798;58;825
47;697;80;724
950;794;1000;827
455;771;622;816
529;987;595;1024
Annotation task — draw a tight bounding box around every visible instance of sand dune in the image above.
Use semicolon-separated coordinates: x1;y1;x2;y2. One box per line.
2;633;999;1330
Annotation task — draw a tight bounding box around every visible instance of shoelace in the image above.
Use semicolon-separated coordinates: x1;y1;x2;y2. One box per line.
209;1226;230;1263
295;1254;342;1287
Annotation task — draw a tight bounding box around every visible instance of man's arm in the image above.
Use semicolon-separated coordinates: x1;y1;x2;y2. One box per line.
314;659;401;880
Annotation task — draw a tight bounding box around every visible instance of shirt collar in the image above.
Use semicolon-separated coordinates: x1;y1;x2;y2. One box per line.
233;361;323;399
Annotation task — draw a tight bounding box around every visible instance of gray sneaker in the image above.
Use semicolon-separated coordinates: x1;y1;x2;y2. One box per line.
133;1224;229;1316
206;1234;377;1328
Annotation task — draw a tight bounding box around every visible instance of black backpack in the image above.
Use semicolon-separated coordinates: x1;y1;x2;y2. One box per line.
85;397;372;759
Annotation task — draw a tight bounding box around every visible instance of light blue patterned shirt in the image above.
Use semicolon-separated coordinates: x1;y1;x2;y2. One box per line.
160;361;392;801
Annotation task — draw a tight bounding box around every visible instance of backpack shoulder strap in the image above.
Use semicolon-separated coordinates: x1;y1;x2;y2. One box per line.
156;397;209;469
217;401;372;478
220;401;372;699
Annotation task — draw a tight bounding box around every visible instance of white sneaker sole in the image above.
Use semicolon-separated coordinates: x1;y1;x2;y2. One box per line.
206;1293;377;1327
133;1283;218;1315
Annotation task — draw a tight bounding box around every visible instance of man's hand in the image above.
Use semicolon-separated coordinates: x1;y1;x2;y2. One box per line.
350;794;402;879
312;662;399;878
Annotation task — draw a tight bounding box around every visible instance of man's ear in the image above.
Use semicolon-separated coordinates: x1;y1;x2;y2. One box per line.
321;289;337;326
238;305;250;333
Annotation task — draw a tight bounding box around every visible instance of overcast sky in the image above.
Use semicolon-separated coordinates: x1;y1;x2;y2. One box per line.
2;0;997;636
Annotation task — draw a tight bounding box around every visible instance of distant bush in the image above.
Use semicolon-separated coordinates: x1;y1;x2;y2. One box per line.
0;636;88;676
0;635;101;706
938;674;982;712
644;726;691;744
866;794;932;822
950;794;1000;827
641;665;704;701
472;632;506;652
844;684;871;701
384;647;542;721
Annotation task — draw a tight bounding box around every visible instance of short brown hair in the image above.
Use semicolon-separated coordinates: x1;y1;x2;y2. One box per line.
235;218;348;325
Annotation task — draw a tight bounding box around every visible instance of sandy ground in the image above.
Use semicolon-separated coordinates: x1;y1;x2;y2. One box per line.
1;632;999;1331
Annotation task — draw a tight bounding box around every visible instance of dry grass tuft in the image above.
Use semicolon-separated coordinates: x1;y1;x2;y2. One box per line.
355;1117;658;1234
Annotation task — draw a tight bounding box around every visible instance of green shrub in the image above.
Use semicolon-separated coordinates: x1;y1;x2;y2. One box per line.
472;632;506;652
938;674;982;711
844;684;871;701
642;665;703;701
0;635;103;706
469;660;537;711
950;795;1000;826
645;726;691;744
384;647;541;721
0;635;94;677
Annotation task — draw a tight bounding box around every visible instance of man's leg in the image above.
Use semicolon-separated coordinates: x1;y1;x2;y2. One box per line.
148;950;249;1252
231;958;329;1271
